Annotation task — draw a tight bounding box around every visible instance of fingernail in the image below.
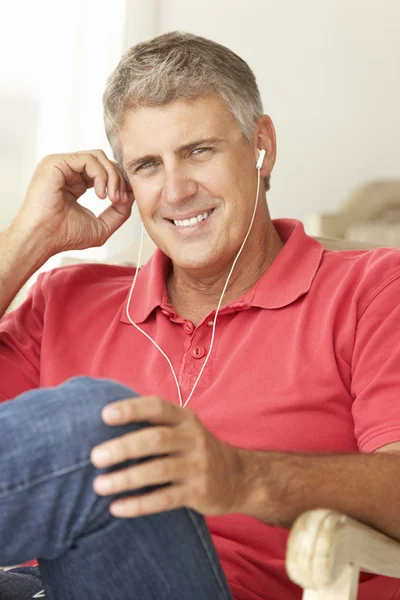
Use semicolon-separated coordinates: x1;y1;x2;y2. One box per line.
123;191;129;203
115;189;121;202
103;405;121;422
110;501;127;516
92;447;110;464
95;475;112;492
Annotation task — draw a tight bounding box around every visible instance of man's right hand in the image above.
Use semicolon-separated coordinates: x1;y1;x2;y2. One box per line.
13;150;134;255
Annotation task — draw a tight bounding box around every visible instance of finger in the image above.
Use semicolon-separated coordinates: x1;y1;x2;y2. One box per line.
87;150;122;204
109;483;187;518
120;175;135;204
61;153;108;200
93;456;189;496
118;174;129;205
95;198;133;240
101;395;190;427
110;161;130;204
125;187;135;207
91;425;191;467
123;188;135;205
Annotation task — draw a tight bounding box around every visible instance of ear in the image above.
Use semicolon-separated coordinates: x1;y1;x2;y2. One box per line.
253;115;277;178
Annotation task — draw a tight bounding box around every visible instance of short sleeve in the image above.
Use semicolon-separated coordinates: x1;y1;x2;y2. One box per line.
0;273;46;401
352;274;400;452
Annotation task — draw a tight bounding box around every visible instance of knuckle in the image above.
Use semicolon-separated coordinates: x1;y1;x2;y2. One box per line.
112;160;123;174
151;396;165;415
157;460;170;478
185;407;198;422
194;433;208;454
123;398;136;416
195;478;209;499
66;151;81;160
133;496;144;513
114;472;124;488
127;469;138;486
162;489;175;509
197;454;211;475
120;436;133;458
153;427;167;446
39;154;56;168
84;149;105;157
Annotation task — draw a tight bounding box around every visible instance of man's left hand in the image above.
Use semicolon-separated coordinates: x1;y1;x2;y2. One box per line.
90;395;245;518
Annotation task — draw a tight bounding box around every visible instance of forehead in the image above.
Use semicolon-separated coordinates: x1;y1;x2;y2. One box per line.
118;94;241;158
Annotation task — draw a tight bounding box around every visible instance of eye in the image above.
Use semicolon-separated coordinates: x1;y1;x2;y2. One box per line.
136;161;158;172
191;147;213;157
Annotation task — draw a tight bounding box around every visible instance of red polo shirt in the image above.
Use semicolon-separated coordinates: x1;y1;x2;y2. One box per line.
2;219;400;599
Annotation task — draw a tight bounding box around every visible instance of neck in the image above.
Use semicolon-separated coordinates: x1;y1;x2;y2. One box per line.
167;220;283;325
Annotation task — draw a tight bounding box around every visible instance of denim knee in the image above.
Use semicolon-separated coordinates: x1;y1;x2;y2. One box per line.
43;376;144;460
0;376;148;562
1;376;141;491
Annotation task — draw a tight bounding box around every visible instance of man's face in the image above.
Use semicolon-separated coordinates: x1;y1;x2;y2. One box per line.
120;94;265;273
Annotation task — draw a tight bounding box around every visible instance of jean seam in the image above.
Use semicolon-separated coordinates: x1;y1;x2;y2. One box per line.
0;459;91;500
187;510;232;599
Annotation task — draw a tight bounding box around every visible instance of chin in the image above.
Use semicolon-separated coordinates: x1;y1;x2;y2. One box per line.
168;247;221;271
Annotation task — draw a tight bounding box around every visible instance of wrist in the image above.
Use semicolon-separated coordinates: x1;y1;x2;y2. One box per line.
233;448;276;521
233;449;306;527
7;219;55;265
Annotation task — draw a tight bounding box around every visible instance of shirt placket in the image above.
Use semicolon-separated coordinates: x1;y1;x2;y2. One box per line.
179;317;215;389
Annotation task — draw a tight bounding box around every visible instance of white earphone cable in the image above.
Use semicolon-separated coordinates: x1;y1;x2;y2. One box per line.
125;156;263;407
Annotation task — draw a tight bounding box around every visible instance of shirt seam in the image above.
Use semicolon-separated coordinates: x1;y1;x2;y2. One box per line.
358;425;400;450
323;251;368;262
358;271;400;319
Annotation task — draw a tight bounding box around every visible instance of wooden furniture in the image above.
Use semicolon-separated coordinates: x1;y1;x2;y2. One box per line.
286;508;400;599
306;179;400;247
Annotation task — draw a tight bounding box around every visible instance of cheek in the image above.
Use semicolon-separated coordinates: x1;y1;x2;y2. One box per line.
132;184;159;222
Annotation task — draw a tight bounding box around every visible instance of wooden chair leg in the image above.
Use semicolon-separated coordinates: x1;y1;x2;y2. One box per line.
302;564;359;600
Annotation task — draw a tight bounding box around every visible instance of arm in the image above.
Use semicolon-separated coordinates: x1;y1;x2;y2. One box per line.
0;150;133;319
237;447;400;540
0;225;53;318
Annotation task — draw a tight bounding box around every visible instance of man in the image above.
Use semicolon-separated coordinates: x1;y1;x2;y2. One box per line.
1;31;400;600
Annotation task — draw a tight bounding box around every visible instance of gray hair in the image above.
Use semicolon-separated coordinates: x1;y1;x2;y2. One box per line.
103;31;270;190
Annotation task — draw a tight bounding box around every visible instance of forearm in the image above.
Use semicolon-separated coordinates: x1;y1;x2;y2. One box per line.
0;224;53;318
237;449;400;541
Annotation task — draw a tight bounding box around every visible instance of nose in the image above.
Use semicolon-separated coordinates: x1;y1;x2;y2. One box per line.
160;162;198;206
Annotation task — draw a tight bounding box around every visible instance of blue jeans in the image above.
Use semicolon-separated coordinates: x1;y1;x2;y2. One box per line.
0;377;234;600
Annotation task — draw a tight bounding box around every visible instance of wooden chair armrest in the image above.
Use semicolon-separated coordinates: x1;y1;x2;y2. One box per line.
286;509;400;596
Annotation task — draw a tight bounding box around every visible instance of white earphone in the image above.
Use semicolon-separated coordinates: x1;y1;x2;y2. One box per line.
256;148;266;170
125;148;266;407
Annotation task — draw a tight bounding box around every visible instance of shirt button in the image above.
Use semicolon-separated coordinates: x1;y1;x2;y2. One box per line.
191;346;205;359
183;321;194;334
161;309;171;317
207;321;214;327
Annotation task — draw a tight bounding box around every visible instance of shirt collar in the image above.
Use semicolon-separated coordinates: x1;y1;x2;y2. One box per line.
250;219;324;309
120;218;324;324
121;248;170;324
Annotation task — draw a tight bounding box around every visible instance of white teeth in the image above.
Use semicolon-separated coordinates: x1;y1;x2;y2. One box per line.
173;210;212;228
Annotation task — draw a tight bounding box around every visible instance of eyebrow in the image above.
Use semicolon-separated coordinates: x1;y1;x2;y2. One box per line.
124;137;226;173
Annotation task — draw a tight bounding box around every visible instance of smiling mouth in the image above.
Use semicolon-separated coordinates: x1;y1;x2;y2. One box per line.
168;209;215;228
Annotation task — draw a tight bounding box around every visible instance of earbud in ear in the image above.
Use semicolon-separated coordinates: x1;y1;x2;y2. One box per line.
256;149;266;170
